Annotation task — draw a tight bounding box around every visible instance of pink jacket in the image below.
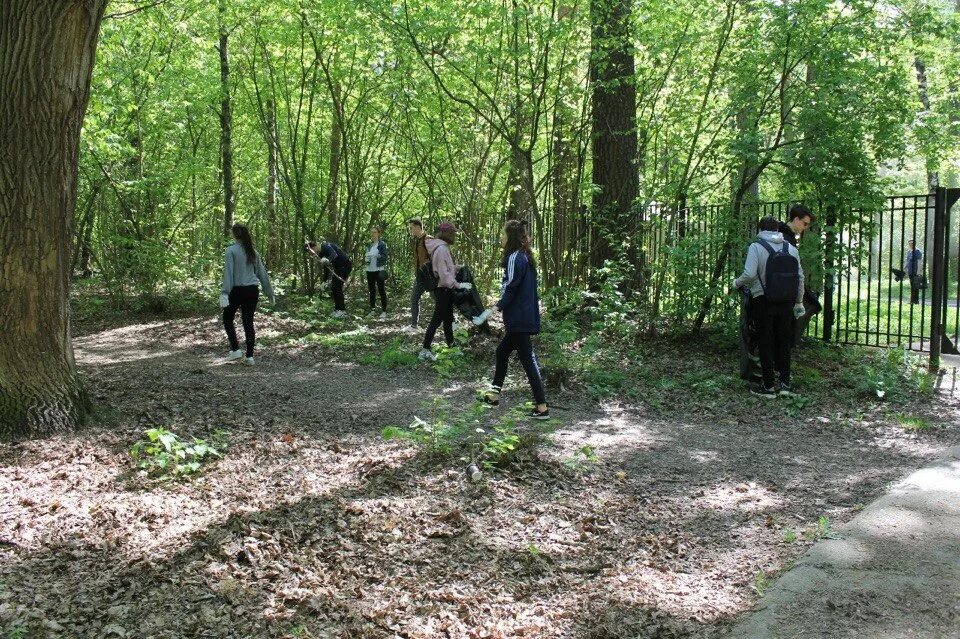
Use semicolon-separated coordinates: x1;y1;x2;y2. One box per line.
425;238;457;289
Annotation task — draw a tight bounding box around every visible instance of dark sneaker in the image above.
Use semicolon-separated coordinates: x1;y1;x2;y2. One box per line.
529;408;550;420
750;384;777;398
778;383;797;397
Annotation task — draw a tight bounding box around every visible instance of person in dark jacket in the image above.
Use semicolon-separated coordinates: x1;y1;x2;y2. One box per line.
306;240;353;318
482;220;549;420
364;226;389;316
777;203;815;248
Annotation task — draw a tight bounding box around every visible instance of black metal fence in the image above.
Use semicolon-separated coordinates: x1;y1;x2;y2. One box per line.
643;187;960;370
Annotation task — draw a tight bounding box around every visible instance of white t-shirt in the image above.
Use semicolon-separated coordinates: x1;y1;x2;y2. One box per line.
365;242;384;272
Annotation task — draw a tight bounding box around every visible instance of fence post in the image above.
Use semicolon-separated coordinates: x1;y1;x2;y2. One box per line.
929;187;947;373
822;210;837;342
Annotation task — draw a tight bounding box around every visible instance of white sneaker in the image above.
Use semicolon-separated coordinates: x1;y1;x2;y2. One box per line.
418;348;437;362
378;311;388;319
226;349;243;362
244;357;255;366
332;310;347;319
472;309;492;326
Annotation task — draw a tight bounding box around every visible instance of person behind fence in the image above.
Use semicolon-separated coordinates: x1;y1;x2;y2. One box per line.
221;223;275;366
407;217;434;331
306;239;353;318
734;216;805;398
482;220;549;420
778;203;814;248
905;239;923;305
364;226;388;317
418;222;474;360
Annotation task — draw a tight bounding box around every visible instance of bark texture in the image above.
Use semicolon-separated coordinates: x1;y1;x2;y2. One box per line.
0;0;105;438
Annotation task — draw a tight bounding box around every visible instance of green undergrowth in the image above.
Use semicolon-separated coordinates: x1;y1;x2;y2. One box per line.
382;398;560;473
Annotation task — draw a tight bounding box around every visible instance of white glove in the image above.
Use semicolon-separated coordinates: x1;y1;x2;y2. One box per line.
319;257;330;265
793;304;805;319
219;293;229;308
458;282;473;290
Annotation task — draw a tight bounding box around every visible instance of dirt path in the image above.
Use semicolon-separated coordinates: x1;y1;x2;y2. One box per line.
2;312;958;638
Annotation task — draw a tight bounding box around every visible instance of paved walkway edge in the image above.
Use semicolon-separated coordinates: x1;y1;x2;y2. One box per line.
723;446;960;639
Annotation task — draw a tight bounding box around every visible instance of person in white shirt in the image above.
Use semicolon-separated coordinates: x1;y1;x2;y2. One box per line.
364;226;388;316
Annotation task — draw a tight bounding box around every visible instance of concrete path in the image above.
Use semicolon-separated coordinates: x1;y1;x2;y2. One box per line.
723;447;960;639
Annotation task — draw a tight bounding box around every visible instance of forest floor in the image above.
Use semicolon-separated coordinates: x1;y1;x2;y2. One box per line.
2;292;960;639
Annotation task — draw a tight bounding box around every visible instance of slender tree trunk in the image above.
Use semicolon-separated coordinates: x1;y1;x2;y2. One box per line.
914;58;939;192
265;98;279;268
326;96;343;240
218;0;235;237
0;0;106;439
589;0;639;269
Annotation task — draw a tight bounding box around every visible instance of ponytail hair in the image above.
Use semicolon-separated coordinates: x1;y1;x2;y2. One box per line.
231;223;257;265
502;219;535;270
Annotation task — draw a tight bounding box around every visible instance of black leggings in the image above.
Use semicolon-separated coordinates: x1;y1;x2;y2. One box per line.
224;285;259;357
366;270;387;311
330;263;352;311
492;332;546;405
423;288;455;349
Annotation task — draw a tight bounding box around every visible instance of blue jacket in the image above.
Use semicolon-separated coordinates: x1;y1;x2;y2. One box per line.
497;250;541;334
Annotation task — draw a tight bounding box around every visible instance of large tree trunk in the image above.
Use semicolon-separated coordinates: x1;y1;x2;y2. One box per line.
914;58;939;193
218;0;235;237
0;0;106;439
589;0;638;269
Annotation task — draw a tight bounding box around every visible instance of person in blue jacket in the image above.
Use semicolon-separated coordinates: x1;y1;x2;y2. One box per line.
482;219;549;419
364;226;389;316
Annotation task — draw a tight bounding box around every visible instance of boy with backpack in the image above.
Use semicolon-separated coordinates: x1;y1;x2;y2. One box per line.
734;216;805;398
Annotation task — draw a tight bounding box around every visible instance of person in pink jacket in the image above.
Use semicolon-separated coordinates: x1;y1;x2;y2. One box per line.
419;222;473;361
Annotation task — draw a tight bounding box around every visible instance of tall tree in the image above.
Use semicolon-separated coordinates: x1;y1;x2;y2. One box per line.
218;0;236;237
0;0;106;438
589;0;639;268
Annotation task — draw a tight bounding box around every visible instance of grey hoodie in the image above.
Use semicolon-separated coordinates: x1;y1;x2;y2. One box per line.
221;242;275;299
734;230;804;302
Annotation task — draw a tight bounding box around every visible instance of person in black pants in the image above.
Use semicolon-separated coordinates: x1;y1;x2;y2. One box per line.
482;220;549;419
221;224;275;366
419;222;472;360
734;216;805;398
306;240;353;318
364;226;388;316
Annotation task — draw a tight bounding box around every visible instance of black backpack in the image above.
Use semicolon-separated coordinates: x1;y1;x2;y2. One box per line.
756;238;799;303
417;260;439;292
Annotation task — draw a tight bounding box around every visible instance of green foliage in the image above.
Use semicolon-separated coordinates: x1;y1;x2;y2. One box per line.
783;528;797;544
382;400;553;470
784;394;812;418
564;445;600;473
130;427;224;480
359;338;419;369
432;346;466;380
753;570;771;597
841;347;934;401
895;414;933;432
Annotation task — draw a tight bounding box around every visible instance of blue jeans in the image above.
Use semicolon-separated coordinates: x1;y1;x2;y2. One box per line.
409;277;435;327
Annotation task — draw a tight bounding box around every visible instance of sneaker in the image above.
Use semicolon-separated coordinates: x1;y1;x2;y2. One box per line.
750;384;778;398
244;357;255;366
379;311;388;319
418;348;437;362
226;349;243;362
331;310;347;319
366;308;377;317
472;309;493;326
529;407;550;420
778;383;797;397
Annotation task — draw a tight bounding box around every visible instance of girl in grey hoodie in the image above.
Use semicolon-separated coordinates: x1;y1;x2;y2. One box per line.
221;224;274;365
